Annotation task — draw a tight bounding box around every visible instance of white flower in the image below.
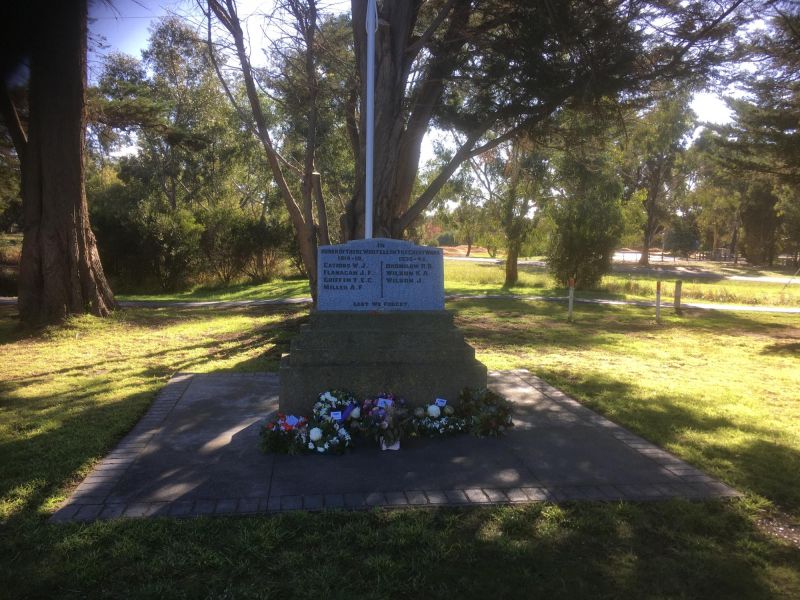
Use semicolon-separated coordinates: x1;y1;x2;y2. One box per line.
427;405;441;418
322;392;335;402
309;427;323;442
317;447;325;453
349;407;361;420
308;442;314;449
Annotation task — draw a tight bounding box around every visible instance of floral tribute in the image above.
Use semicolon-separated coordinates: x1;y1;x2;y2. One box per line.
359;393;411;450
259;388;514;455
259;414;308;455
313;390;359;422
298;419;352;455
457;388;515;437
412;402;467;437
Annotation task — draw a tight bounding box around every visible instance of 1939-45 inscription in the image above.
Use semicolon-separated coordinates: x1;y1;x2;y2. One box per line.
317;238;444;311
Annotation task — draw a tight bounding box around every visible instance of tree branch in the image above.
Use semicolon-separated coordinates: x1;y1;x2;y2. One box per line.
405;0;457;59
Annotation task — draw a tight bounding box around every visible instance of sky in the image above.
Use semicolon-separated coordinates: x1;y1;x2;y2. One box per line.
88;0;735;127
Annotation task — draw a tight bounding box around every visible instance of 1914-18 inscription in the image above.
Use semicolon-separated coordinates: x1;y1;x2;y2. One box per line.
317;238;444;311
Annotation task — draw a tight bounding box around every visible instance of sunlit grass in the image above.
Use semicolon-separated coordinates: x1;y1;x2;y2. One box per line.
444;261;800;306
0;305;305;521
454;299;800;516
1;300;799;597
108;258;800;307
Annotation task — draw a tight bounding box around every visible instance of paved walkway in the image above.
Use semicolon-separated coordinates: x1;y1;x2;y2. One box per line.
51;370;737;523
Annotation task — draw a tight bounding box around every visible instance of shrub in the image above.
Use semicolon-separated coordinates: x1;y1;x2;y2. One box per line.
140;208;203;291
436;231;456;246
547;155;622;289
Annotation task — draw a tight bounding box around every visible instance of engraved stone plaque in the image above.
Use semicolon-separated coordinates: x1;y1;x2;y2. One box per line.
317;238;444;311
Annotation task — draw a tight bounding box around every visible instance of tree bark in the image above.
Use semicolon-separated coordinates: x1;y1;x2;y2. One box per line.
639;175;664;266
504;241;520;287
346;0;472;240
15;0;116;324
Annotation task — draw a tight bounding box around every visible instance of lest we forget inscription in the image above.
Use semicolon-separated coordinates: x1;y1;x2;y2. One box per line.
317;238;444;311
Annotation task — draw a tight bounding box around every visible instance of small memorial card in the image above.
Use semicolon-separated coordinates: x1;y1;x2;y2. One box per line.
285;415;300;427
435;398;448;408
330;411;343;421
376;398;394;408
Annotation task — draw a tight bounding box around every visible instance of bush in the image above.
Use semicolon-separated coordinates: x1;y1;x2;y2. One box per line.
200;205;253;284
436;231;456;246
241;217;293;282
0;267;16;296
140;208;203;291
665;216;700;258
547;155;622;289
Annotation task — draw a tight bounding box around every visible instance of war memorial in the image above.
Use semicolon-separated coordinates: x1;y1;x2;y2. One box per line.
278;238;487;414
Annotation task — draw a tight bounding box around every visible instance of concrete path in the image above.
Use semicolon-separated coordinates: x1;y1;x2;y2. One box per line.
51;370;737;523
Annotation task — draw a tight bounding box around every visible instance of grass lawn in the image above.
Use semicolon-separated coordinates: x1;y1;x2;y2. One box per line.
119;277;311;302
443;261;800;307
1;300;800;598
117;260;800;307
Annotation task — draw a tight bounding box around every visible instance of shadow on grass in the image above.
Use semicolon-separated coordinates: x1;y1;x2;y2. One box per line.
534;369;800;516
761;341;800;356
0;305;307;524
452;297;797;346
2;501;799;599
1;300;799;597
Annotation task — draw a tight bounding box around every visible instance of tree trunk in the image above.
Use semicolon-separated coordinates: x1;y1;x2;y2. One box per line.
17;0;115;325
504;241;520;287
346;0;472;240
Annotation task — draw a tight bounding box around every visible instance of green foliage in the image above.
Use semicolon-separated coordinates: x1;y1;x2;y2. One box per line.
740;179;781;265
437;231;456;246
547;152;623;289
0;132;21;232
665;213;700;258
617;89;696;257
141;207;203;292
199;205;290;285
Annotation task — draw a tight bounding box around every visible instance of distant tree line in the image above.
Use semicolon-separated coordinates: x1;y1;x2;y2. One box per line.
2;0;799;322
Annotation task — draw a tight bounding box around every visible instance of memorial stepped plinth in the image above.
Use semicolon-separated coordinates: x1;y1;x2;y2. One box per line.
278;310;487;415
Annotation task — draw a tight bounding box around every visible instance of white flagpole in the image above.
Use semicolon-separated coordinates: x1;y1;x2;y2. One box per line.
364;0;377;239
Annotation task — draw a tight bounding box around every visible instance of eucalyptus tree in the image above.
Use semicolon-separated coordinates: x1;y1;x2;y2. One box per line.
702;1;800;263
346;0;747;241
206;0;342;301
205;0;747;298
468;139;549;287
618;89;696;265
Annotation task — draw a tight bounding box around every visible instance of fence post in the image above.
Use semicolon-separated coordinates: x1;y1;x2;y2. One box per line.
568;277;575;322
656;280;662;323
674;280;683;315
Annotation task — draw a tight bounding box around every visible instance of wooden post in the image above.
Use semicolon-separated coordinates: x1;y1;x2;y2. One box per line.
567;277;575;322
656;280;662;323
674;280;683;316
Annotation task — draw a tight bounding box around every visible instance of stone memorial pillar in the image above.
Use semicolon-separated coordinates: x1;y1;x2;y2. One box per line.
278;238;487;414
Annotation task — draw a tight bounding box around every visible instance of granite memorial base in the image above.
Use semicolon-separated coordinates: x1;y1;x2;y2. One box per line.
278;310;487;415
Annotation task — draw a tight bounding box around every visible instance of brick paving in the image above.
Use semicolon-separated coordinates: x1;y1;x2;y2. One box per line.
50;370;739;523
